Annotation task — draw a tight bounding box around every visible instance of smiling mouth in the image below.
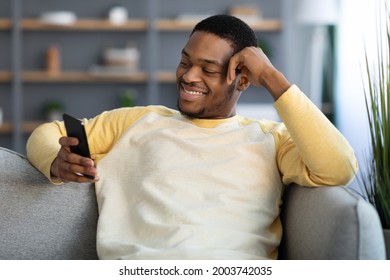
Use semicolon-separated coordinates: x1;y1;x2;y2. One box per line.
181;83;208;96
184;89;205;95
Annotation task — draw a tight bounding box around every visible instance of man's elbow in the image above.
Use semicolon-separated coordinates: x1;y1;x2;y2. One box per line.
324;157;359;186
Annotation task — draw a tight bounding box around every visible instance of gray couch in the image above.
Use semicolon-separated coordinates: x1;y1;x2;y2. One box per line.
0;147;386;260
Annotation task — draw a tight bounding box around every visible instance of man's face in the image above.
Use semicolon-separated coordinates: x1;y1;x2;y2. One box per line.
176;31;241;119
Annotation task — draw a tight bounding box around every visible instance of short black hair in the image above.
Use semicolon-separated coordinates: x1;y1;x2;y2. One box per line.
191;14;258;54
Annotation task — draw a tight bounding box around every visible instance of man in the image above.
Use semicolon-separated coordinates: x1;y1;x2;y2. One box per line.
27;15;358;259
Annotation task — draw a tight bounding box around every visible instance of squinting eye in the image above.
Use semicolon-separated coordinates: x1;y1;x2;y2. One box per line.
203;69;217;75
180;61;188;67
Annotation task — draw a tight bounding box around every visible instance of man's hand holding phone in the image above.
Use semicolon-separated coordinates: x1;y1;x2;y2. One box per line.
50;137;98;183
50;113;99;183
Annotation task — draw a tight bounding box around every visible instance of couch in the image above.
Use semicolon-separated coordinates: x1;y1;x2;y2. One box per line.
0;146;386;260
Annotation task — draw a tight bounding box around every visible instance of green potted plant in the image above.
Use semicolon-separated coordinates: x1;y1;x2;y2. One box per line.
43;100;64;122
359;3;390;258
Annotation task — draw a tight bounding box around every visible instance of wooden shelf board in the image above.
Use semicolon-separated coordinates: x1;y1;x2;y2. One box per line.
157;19;200;31
0;121;43;134
0;71;180;83
248;19;282;31
157;18;282;31
21;19;148;31
0;71;11;82
2;18;282;32
22;71;149;83
157;71;177;82
0;19;11;30
1;70;150;83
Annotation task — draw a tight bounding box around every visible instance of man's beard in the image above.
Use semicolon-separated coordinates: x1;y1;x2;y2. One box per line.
177;100;205;119
177;80;236;119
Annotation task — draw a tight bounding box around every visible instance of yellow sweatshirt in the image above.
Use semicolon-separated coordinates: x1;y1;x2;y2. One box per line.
27;85;358;259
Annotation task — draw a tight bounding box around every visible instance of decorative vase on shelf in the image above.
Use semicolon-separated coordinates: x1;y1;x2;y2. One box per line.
46;45;61;76
108;6;128;25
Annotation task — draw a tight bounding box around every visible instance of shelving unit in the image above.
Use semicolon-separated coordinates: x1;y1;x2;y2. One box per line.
0;0;285;153
0;18;281;84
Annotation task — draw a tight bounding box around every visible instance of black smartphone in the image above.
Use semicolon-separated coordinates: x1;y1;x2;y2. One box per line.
63;113;94;179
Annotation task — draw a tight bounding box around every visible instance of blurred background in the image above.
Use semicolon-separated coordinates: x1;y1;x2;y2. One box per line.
0;0;388;192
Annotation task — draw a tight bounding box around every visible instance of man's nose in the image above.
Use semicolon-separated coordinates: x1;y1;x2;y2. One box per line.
182;66;202;83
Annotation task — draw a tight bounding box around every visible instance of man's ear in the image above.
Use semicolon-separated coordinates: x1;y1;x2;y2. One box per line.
236;73;250;91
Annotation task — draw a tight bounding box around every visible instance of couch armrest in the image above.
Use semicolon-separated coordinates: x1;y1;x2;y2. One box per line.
279;184;386;259
0;147;99;260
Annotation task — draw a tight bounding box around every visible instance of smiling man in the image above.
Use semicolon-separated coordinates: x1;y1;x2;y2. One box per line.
27;15;358;259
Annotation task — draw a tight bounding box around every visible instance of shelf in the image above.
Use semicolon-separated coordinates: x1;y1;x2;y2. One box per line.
0;18;11;30
0;71;149;83
0;121;42;134
247;19;283;31
157;18;282;31
0;18;282;32
157;19;201;31
0;71;180;83
0;71;11;82
157;71;177;83
1;19;149;31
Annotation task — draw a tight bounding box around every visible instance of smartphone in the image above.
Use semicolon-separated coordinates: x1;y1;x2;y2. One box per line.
63;113;94;179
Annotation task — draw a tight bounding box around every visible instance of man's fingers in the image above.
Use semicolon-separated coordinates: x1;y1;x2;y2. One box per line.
60;151;96;175
55;136;98;183
58;169;96;183
59;136;79;148
57;156;98;183
227;54;240;85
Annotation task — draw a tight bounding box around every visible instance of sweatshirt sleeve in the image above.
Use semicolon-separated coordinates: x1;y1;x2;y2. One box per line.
26;120;67;183
26;106;163;183
271;85;358;187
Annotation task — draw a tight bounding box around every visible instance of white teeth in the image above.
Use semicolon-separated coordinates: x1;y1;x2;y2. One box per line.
185;89;204;95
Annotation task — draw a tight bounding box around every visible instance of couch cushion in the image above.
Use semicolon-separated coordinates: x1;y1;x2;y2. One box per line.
0;147;99;260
